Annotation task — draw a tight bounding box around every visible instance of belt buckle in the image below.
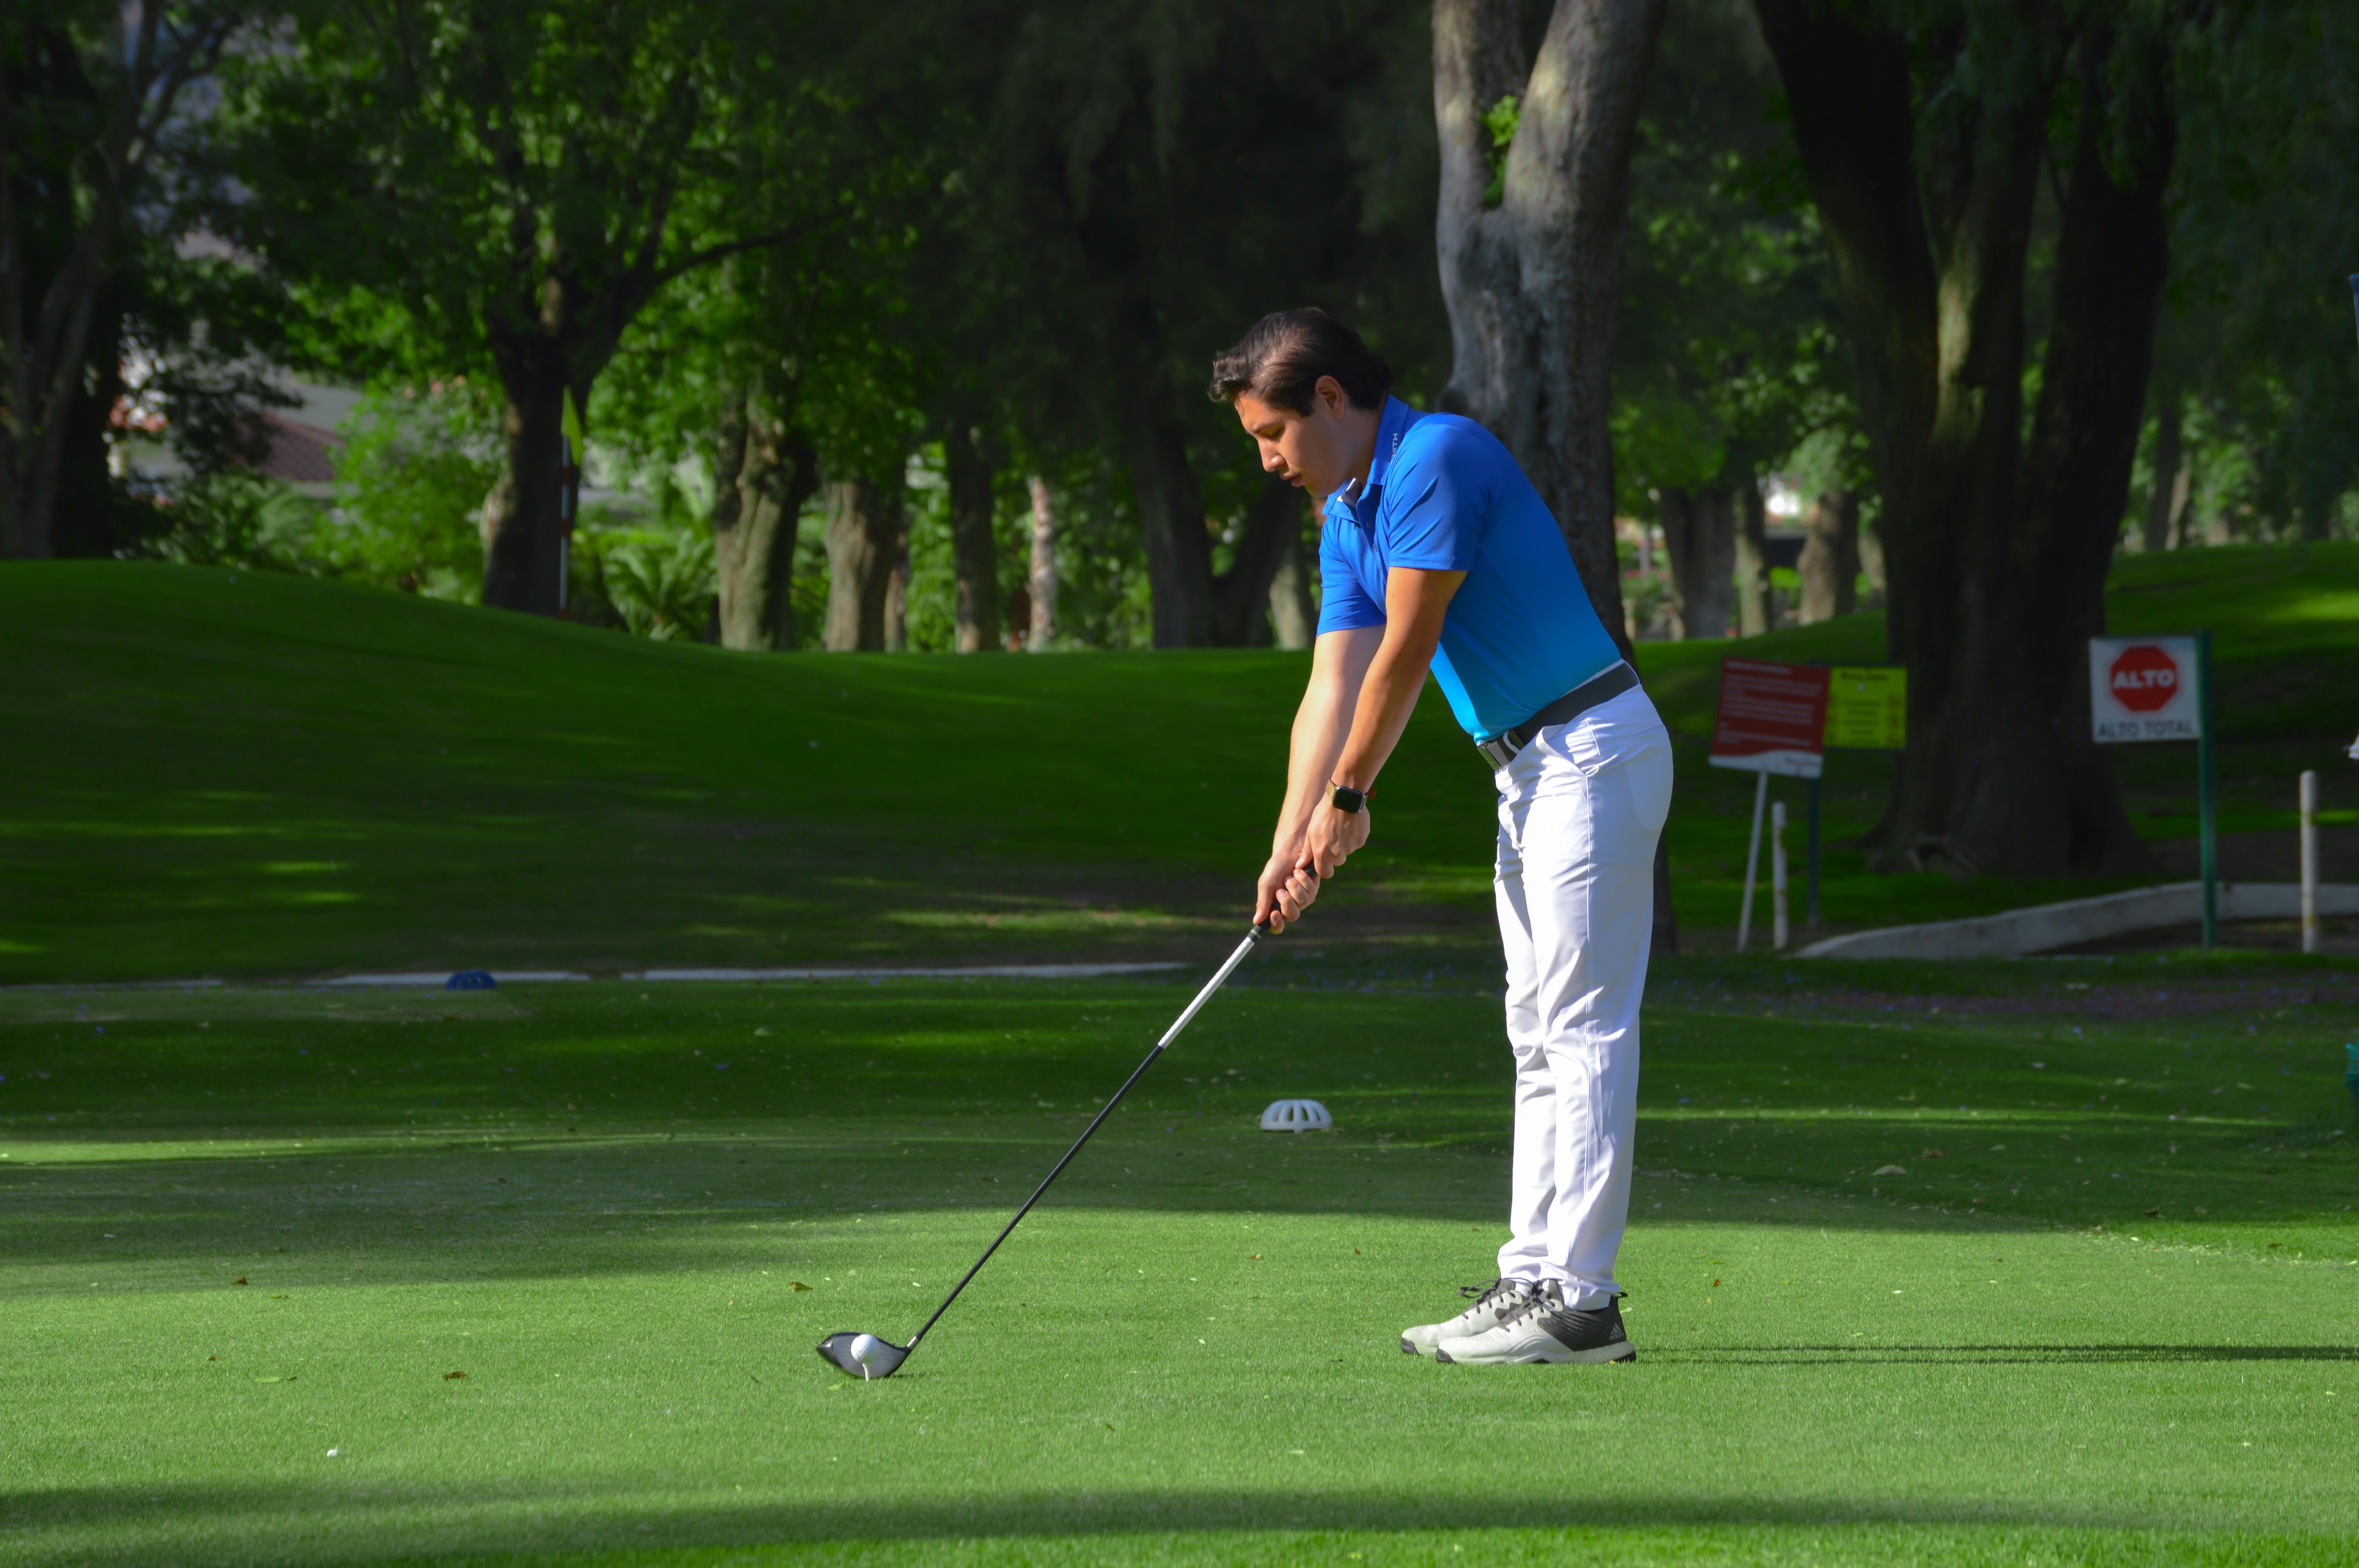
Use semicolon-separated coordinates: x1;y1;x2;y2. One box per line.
1478;735;1519;769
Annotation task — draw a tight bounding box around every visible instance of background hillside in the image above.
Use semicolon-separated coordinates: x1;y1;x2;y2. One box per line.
5;544;2354;985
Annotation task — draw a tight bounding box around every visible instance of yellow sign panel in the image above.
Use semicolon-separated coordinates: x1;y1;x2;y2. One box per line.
1824;665;1907;750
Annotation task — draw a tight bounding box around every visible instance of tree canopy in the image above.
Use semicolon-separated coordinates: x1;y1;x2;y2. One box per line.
7;0;2357;895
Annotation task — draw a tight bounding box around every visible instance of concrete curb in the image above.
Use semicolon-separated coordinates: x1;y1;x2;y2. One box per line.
4;963;1196;993
1796;880;2359;960
629;963;1191;982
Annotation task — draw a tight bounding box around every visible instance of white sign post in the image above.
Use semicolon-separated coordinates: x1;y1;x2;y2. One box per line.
2089;633;2215;947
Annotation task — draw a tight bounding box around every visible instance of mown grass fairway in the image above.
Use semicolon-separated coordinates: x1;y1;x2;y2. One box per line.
8;551;2359;1561
6;959;2356;1564
5;546;2356;985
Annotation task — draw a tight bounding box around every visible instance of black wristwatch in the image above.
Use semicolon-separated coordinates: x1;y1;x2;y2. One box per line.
1329;782;1369;815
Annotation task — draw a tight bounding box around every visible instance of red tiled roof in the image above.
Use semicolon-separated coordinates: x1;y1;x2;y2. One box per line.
257;414;341;483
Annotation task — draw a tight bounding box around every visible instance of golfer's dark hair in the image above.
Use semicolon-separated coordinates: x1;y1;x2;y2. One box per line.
1207;309;1393;414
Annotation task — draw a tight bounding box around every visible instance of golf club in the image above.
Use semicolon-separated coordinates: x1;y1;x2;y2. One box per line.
816;922;1271;1379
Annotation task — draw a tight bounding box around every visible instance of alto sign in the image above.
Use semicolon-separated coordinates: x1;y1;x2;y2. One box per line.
2088;636;2199;742
2088;630;2224;950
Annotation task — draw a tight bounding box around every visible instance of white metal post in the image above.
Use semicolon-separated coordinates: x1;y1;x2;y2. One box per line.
1771;801;1789;950
1737;772;1768;953
2300;769;2320;955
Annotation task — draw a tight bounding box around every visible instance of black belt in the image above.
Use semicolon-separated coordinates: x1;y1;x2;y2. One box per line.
1475;662;1641;768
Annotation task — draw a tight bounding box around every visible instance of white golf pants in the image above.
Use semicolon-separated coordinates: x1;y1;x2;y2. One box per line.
1490;679;1672;1308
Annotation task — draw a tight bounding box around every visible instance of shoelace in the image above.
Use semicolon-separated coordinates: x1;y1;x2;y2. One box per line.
1458;1277;1531;1317
1493;1284;1562;1331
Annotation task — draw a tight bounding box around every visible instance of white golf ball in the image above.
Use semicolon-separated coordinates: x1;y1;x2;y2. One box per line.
848;1334;882;1365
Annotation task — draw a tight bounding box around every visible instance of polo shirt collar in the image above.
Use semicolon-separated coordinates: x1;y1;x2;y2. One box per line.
1326;396;1419;529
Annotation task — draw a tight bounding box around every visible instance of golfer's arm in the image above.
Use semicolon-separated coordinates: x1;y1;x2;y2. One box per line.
1331;568;1465;792
1273;626;1383;853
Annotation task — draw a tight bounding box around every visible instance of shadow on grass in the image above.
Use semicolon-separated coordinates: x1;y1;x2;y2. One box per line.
1659;1343;2359;1365
0;1479;2255;1560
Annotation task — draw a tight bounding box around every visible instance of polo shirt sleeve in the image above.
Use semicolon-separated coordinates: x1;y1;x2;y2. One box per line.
1376;426;1490;572
1314;519;1384;634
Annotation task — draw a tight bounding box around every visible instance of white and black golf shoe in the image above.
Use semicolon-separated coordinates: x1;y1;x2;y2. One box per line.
1432;1280;1636;1365
1400;1277;1535;1356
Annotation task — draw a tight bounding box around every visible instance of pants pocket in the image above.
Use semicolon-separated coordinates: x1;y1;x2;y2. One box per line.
1561;695;1669;779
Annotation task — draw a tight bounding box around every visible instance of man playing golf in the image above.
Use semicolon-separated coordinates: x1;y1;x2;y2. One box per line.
1211;309;1672;1365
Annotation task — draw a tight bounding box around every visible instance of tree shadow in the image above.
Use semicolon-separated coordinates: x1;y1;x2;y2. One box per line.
0;1477;2230;1564
1656;1343;2359;1366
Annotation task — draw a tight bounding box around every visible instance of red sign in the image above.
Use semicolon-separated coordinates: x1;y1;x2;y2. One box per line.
1708;658;1830;778
2107;644;2181;712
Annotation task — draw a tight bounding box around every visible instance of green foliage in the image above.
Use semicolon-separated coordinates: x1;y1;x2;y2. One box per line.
593;530;716;643
315;385;499;601
1481;94;1521;207
580;473;718;642
1612;0;1851;513
2161;0;2359;541
217;0;811;374
144;472;321;572
946;0;1447;551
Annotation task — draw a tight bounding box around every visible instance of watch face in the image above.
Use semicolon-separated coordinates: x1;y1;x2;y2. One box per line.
1332;785;1363;813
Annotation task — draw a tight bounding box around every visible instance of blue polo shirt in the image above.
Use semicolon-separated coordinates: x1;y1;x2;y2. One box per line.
1317;397;1621;742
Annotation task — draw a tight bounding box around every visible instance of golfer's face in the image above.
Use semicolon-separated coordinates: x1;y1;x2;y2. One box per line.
1232;389;1336;499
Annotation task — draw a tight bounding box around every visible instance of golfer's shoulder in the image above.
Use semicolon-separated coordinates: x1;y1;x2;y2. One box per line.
1394;410;1498;465
1391;411;1516;490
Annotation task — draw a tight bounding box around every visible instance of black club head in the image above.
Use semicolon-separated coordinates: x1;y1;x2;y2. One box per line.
816;1330;909;1380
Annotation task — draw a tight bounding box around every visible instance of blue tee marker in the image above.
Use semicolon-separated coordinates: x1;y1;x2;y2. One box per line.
445;971;496;991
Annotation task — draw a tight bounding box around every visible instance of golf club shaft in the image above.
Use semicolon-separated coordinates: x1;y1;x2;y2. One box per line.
900;924;1268;1353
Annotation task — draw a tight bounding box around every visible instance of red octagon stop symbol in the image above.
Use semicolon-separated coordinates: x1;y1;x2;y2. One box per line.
2108;644;2181;711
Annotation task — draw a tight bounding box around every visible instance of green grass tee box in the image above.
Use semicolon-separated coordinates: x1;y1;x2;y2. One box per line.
2;965;2355;1564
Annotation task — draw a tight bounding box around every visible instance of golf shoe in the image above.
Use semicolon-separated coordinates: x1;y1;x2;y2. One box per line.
1400;1277;1534;1356
1432;1279;1636;1365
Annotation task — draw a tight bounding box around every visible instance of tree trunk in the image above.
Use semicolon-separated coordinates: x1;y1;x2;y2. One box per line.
2009;21;2176;875
2203;478;2232;544
1027;475;1058;651
1857;518;1887;604
1;182;116;561
1434;0;1666;653
710;397;818;652
2141;391;2180;553
945;424;1002;653
481;344;575;616
1733;476;1772;636
1797;489;1859;622
1212;476;1309;646
1658;485;1735;639
0;7;225;559
1123;389;1217;648
1269;522;1318;650
1124;385;1303;647
823;475;900;652
1756;1;2172;877
1753;0;2067;875
884;535;911;652
1650;835;1677;958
